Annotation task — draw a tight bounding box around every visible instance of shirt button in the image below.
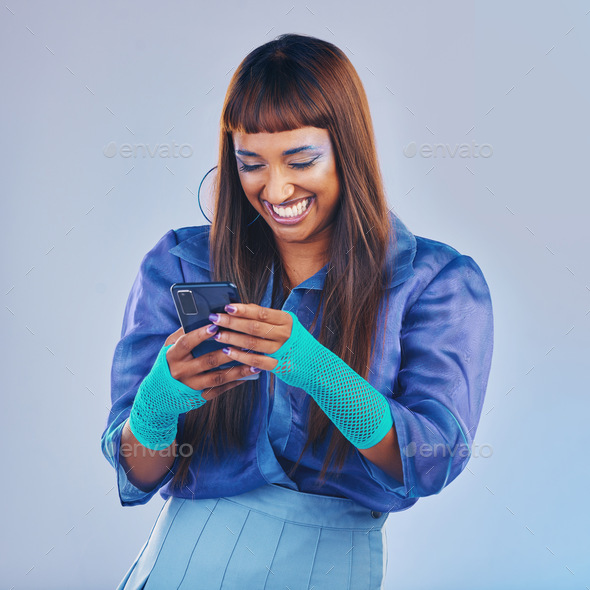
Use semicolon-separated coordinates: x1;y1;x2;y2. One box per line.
371;510;382;519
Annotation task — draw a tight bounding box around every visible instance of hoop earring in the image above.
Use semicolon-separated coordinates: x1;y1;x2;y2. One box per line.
197;166;261;226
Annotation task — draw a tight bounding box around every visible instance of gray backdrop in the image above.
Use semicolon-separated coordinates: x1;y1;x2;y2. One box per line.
1;1;588;588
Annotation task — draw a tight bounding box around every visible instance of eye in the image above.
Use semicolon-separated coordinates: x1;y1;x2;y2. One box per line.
292;160;316;170
238;156;319;173
238;163;263;172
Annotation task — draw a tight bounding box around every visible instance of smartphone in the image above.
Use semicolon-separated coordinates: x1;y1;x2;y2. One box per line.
170;281;259;381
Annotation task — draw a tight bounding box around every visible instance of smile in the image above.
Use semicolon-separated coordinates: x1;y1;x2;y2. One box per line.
263;196;315;225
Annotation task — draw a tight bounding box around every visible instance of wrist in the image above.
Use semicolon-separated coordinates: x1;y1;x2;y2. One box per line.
129;390;178;450
268;311;321;389
354;403;394;449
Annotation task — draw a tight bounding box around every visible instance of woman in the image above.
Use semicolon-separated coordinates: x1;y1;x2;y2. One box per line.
102;33;494;589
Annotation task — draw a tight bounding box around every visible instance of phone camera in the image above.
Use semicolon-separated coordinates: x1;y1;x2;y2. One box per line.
178;290;198;315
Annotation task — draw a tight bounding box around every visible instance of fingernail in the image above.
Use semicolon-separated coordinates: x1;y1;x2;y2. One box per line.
206;324;219;334
209;313;219;323
225;304;237;314
222;347;231;355
250;366;261;373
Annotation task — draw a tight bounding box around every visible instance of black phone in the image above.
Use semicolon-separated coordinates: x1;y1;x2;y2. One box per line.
170;281;259;381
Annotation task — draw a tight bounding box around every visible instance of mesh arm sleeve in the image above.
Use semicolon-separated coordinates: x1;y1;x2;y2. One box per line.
267;311;393;449
129;343;208;450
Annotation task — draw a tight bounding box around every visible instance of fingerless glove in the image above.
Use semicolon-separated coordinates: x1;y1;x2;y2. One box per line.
128;344;208;450
267;311;394;449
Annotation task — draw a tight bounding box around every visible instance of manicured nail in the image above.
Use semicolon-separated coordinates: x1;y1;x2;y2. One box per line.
222;347;231;355
250;366;261;373
209;313;219;323
206;324;218;334
225;304;237;314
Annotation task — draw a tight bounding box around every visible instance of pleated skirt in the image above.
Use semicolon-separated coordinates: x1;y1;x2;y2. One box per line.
115;482;389;590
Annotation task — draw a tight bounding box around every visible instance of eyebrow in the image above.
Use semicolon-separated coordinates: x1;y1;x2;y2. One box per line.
235;145;321;157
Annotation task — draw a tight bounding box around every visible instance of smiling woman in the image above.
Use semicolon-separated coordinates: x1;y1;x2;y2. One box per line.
233;126;341;288
102;32;494;590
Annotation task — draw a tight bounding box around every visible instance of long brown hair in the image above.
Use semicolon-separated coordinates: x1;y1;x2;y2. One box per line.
170;33;395;492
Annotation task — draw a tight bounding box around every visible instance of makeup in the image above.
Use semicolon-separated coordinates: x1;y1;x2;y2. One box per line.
264;196;316;225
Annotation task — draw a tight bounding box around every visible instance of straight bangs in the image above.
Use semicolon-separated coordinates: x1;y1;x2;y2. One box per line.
222;58;334;135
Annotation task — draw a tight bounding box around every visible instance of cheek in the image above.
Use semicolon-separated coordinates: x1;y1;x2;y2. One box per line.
314;173;340;200
239;180;262;208
311;162;338;191
239;175;259;195
237;180;253;201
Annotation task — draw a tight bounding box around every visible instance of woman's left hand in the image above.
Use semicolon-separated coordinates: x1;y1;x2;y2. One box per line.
208;303;293;371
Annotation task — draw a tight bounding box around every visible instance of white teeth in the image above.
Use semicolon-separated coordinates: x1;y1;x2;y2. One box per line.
272;198;310;218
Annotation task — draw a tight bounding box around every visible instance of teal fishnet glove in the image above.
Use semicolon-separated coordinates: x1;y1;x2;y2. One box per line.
128;344;208;450
267;311;394;449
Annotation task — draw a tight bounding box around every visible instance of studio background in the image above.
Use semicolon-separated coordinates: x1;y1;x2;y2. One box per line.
1;1;588;588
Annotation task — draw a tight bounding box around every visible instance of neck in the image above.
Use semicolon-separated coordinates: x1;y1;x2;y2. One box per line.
275;234;331;291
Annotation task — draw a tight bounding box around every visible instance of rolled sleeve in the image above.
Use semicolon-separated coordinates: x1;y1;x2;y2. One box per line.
102;415;176;506
100;229;185;507
360;254;494;499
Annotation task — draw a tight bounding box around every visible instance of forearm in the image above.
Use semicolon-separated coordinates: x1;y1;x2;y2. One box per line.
119;418;177;492
308;370;404;483
269;311;404;482
357;425;404;483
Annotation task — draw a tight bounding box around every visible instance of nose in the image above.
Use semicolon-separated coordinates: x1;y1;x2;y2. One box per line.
265;170;295;205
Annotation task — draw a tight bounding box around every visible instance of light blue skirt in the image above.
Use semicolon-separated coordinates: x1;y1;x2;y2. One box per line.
116;483;389;589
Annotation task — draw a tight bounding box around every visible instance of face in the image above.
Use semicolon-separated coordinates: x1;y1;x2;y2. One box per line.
232;126;341;244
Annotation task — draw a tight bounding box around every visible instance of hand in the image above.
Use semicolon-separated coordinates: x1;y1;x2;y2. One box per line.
163;323;261;401
208;303;294;372
129;321;264;450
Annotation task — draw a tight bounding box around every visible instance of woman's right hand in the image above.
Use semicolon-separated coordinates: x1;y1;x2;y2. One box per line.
163;324;258;402
129;323;257;450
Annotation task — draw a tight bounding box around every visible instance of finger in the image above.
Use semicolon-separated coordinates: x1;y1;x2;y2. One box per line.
194;361;261;395
220;345;277;372
224;302;291;326
211;328;277;355
201;378;246;401
167;323;218;360
211;307;291;343
164;326;185;346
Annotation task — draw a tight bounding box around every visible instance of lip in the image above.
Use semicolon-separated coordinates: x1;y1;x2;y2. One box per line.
263;196;315;225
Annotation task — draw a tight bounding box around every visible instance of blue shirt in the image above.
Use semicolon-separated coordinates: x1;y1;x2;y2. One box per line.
101;211;494;512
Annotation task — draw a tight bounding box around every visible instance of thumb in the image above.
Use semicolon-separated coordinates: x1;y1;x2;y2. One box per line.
165;326;185;347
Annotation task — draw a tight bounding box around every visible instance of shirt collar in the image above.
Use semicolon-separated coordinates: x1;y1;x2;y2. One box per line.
168;209;416;290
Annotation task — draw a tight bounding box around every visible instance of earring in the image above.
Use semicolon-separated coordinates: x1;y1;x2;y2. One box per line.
197;166;260;226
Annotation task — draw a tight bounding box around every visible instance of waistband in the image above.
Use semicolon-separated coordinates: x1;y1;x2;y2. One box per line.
213;483;388;530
